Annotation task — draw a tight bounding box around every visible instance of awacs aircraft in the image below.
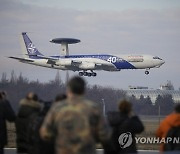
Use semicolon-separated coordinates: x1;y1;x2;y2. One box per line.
9;33;165;77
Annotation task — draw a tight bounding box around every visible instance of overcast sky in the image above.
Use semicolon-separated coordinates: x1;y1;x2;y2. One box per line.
0;0;180;89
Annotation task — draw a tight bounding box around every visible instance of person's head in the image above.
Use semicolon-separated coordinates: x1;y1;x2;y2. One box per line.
55;94;67;102
67;76;86;98
174;104;180;113
118;99;132;115
26;92;38;101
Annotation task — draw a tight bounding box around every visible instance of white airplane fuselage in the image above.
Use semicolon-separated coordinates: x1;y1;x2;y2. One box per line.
23;54;164;71
9;33;165;76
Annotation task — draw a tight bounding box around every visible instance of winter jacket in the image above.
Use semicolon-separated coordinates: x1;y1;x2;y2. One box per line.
27;104;54;154
16;98;41;153
106;112;144;154
156;112;180;151
0;99;16;146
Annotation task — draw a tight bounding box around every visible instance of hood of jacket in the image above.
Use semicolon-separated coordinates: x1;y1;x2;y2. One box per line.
17;98;42;118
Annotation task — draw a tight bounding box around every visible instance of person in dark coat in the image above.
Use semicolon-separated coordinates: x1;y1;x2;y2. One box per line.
27;101;52;154
106;99;144;154
16;92;42;154
0;92;16;154
27;94;67;154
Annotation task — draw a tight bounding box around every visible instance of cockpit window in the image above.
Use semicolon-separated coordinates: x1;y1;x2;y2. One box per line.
153;56;162;60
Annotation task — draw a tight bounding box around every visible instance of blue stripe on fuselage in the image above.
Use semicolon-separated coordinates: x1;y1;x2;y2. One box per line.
52;54;136;69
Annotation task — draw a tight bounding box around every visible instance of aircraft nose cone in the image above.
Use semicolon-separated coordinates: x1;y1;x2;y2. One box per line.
159;60;165;66
161;60;165;65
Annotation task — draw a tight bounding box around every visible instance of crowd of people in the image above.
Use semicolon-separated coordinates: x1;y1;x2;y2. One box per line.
0;76;180;154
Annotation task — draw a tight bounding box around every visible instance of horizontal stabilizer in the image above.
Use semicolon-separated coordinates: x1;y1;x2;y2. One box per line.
35;55;59;60
9;57;34;62
25;54;59;60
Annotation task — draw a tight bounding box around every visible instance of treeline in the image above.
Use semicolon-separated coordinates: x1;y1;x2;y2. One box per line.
129;94;175;115
0;71;176;115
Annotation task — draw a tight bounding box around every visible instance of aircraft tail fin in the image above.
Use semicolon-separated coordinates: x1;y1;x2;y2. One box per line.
21;32;43;58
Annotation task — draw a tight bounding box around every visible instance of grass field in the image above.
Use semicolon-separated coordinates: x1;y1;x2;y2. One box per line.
6;115;165;150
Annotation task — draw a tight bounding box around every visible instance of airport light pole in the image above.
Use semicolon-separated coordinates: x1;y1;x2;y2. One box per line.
101;98;106;117
158;105;161;125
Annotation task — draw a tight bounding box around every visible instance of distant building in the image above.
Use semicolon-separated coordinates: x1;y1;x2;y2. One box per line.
125;81;180;103
159;80;174;90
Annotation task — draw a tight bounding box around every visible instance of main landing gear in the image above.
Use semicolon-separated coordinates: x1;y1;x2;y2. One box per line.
79;71;97;77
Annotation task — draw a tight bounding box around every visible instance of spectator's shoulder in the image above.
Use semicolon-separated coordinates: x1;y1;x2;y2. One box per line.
50;100;68;112
0;100;8;109
2;99;12;107
130;115;140;120
20;98;42;109
84;99;100;108
19;98;26;105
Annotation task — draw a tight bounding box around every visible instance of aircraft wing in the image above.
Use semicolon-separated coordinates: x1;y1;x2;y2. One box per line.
25;54;60;65
71;61;117;71
72;60;82;65
9;57;34;62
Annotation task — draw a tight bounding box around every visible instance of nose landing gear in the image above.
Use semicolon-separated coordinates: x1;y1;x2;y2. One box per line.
145;70;150;75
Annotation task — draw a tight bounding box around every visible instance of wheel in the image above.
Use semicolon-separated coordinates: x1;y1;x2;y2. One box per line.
79;72;84;76
84;72;88;76
87;73;92;77
145;71;149;75
92;72;97;77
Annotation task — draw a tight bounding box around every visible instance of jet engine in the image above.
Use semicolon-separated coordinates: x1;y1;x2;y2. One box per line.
79;62;96;69
56;59;72;66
